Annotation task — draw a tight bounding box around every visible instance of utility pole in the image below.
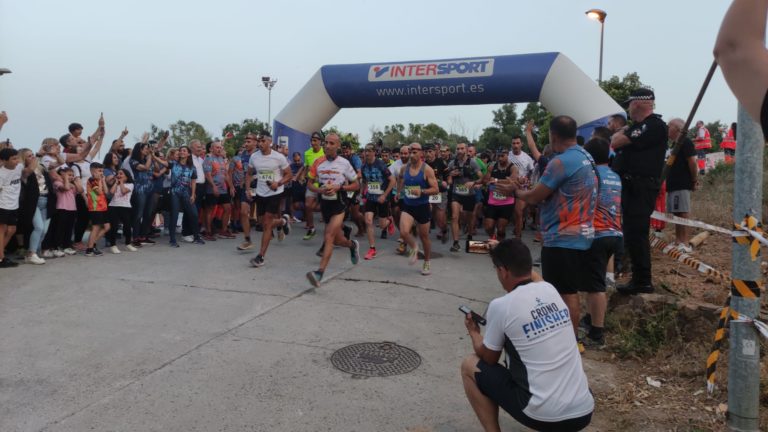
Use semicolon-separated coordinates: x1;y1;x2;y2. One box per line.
262;76;277;132
727;104;763;431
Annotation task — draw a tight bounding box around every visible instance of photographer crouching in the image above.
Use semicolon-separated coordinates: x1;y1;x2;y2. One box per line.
460;239;594;432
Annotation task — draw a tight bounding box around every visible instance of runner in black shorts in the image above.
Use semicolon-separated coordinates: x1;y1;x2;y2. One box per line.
447;142;483;252
306;134;361;287
360;144;395;260
482;149;518;240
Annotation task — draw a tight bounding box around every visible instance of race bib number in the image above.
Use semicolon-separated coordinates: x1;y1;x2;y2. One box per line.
454;184;470;195
367;182;382;194
257;171;275;182
492;190;507;200
429;194;442;204
405;186;421;199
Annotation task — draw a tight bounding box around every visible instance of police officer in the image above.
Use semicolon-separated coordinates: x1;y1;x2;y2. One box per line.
610;88;668;294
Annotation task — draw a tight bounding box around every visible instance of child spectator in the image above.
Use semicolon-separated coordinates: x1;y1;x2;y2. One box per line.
53;167;82;256
106;169;137;253
84;163;110;256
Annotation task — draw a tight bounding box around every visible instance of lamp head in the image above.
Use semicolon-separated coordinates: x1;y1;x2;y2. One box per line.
585;9;607;23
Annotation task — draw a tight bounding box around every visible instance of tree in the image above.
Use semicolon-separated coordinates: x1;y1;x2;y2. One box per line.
370;123;407;149
706;121;726;151
323;126;360;151
221;118;269;157
404;122;449;144
477;103;521;151
167;120;212;149
517;102;553;148
599;72;646;108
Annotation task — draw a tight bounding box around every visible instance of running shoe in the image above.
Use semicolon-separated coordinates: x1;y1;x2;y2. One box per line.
364;247;377;260
63;248;77;255
182;235;194;243
387;217;396;236
42;250;55;259
450;242;461;253
126;244;139;252
85;248;95;257
73;242;86;251
421;261;431;275
53;249;66;257
218;231;236;239
92;248;104;256
408;245;419;265
306;270;323;288
282;215;291;236
250;254;265;267
110;245;121;254
278;226;286;242
237;241;254;251
0;258;18;268
203;234;217;241
169;241;180;248
193;237;206;245
581;335;606;349
303;228;316;241
396;241;407;255
24;253;46;265
350;240;360;265
140;238;156;245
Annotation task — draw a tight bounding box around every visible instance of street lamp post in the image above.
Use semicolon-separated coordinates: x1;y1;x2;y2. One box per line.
261;76;277;131
585;9;607;83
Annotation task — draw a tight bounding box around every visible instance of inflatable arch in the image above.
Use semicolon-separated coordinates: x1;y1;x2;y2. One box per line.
273;52;623;155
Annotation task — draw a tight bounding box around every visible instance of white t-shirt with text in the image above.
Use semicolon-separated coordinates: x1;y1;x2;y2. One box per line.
248;151;289;198
0;165;23;210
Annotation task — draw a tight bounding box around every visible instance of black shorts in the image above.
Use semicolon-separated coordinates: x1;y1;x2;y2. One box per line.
292;184;307;203
484;204;514;221
234;187;248;203
205;193;231;207
583;236;622;293
475;359;592;432
363;197;391;218
0;208;18;226
320;198;346;224
402;203;431;225
541;246;589;295
89;210;109;226
255;194;282;216
451;194;475;212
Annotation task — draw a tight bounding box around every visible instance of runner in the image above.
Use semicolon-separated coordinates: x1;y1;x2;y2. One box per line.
389;145;411;254
482;149;518;240
341;142;365;237
202;141;233;240
296;131;325;240
232;132;258;250
306;134;360;287
424;143;449;243
397;142;439;275
360;143;394;260
245;133;292;267
447;142;483;252
508;135;536;239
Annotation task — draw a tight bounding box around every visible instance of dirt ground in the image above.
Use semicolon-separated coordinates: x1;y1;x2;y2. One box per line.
588;201;768;431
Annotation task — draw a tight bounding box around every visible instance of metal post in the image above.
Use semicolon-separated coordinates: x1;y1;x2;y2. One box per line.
267;89;272;132
598;21;604;83
727;104;763;431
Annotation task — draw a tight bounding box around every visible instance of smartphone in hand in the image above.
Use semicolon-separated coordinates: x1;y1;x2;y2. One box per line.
459;305;486;326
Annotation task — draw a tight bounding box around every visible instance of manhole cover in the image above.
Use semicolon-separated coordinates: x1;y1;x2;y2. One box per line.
331;342;421;377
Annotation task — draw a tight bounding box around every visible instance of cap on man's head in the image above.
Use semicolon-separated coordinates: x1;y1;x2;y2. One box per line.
622;88;655;107
423;143;435;151
310;131;324;140
260;131;272;139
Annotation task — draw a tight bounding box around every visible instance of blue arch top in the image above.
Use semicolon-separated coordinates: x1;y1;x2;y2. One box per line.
320;52;560;108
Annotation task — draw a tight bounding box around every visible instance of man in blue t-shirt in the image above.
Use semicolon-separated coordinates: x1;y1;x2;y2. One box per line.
360;144;395;259
498;116;598;336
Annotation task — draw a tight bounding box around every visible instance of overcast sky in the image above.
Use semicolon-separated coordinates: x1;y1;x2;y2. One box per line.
0;0;739;151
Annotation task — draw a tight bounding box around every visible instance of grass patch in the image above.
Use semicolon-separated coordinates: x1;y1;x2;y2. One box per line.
607;304;682;358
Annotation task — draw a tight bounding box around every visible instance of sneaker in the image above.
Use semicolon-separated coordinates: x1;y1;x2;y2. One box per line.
72;242;86;251
291;216;302;223
342;225;352;240
0;258;19;268
203;234;217;241
278;227;286;242
250;254;265;267
63;248;77;255
169;241;179;248
42;250;55;259
92;248;104;256
218;231;236;239
140;238;156;245
616;282;654;295
676;243;693;254
316;243;325;257
53;249;66;258
182;235;194;243
193;237;206;245
421;261;431;275
131;241;144;248
364;247;377;260
581;335;606;349
306;270;323;288
237;241;254;251
387;217;396;236
577;341;585;354
303;228;316;241
396;241;407;255
25;253;46;265
408;245;419;265
450;242;461;253
126;244;139;252
350;240;360;265
85;248;95;257
110;245;121;254
282;215;291;236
